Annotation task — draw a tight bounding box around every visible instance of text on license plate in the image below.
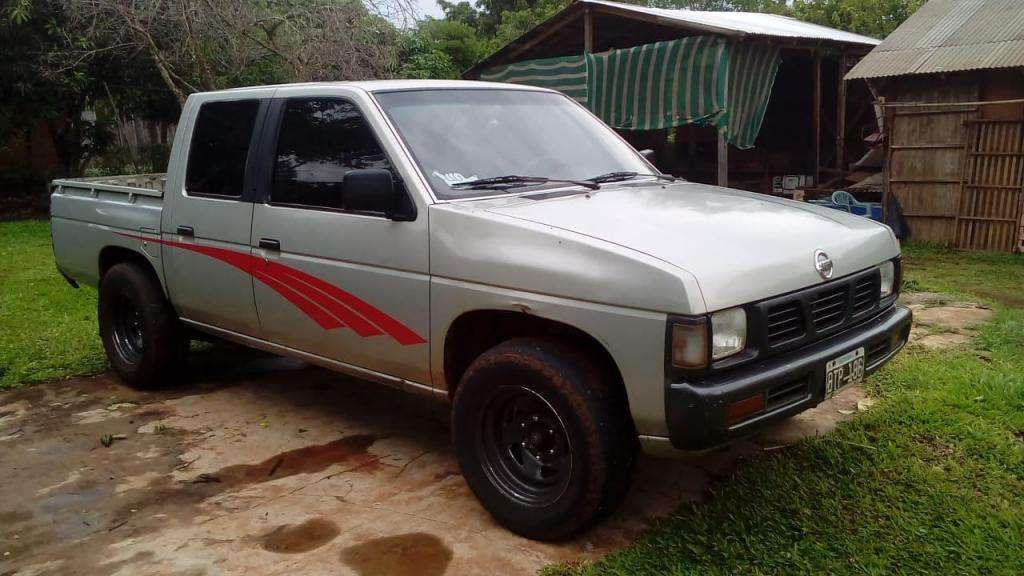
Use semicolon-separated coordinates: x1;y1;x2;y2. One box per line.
825;347;865;398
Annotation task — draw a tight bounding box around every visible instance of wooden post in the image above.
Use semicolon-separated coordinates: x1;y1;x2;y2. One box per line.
813;50;822;185
717;127;729;187
836;53;847;176
584;8;593;53
880;97;891;224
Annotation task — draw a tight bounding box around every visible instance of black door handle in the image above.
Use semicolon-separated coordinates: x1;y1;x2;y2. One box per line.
259;238;281;251
176;225;194;237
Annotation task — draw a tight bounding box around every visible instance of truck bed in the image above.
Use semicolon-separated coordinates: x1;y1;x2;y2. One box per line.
50;173;166;290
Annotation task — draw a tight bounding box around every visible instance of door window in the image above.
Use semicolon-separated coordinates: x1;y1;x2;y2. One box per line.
185;99;260;198
271;98;394;211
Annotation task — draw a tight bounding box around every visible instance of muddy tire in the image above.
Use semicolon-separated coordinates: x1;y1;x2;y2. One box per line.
98;262;187;388
452;338;637;540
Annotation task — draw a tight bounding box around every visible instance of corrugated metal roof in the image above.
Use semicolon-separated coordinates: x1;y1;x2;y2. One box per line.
847;0;1024;79
583;0;881;45
465;0;880;79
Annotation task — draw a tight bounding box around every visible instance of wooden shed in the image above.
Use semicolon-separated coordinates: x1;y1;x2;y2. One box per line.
464;0;881;196
846;0;1024;252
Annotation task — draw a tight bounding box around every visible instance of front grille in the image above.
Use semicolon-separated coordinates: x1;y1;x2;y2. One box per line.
765;302;804;346
754;268;884;354
852;275;879;315
810;286;848;330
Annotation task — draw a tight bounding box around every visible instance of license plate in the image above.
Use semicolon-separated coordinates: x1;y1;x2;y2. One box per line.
825;347;865;398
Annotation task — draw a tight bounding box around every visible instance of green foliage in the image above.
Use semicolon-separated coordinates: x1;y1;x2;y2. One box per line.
793;0;926;38
418;18;492;72
438;0;482;27
1;0;177;186
490;0;565;49
399;32;461;79
85;142;172;178
627;0;791;11
3;0;33;24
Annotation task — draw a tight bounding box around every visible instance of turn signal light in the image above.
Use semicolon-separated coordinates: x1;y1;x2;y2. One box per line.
726;394;765;425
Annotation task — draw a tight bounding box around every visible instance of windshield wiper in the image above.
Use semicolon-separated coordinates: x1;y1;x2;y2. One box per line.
450;175;599;191
586;171;679;184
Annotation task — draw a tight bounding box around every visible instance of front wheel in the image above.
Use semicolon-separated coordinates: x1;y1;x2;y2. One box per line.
98;262;187;388
452;338;637;540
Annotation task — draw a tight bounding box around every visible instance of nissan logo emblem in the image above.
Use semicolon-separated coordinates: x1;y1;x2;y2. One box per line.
814;250;834;279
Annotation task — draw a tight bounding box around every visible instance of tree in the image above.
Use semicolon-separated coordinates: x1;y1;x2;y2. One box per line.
58;0;415;107
629;0;790;11
398;33;461;79
417;18;491;72
489;0;564;49
437;0;480;27
1;0;119;178
793;0;924;38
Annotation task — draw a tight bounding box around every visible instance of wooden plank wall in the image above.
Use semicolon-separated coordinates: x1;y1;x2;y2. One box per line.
1020;201;1024;252
887;108;975;244
957;119;1024;251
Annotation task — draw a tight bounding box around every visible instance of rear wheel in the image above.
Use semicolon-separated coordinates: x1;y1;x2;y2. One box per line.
99;263;187;388
452;338;637;540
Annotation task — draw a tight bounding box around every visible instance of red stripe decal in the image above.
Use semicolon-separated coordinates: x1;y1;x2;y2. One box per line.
254;262;383;338
263;261;427;345
117;233;425;345
251;269;343;330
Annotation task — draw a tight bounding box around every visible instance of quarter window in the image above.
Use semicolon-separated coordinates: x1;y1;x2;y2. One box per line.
185;100;260;197
271;98;393;210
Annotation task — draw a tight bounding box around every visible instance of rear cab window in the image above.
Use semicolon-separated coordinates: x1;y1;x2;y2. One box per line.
185;100;261;198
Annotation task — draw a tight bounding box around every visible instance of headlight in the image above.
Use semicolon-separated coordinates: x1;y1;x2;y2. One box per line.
671;321;708;368
711;307;746;360
879;261;895;298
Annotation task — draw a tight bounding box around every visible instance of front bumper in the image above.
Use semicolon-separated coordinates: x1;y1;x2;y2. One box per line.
666;304;912;451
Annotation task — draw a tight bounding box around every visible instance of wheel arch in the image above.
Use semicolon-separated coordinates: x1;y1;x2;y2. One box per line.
98;245;166;296
443;310;632;419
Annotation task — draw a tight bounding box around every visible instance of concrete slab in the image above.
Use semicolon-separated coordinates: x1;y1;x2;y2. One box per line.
0;346;886;576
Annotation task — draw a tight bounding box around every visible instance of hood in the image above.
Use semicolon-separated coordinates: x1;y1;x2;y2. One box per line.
482;182;899;311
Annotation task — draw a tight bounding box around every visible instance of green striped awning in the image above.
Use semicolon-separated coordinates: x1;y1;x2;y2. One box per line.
479;55;589;103
725;42;781;150
479;37;781;149
586;36;728;132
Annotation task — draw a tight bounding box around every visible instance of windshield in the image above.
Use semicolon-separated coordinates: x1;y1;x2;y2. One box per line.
373;89;655;199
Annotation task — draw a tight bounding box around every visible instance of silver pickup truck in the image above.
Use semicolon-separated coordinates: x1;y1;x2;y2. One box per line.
50;80;911;540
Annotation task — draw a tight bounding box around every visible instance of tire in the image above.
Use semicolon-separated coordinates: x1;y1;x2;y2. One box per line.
98;262;187;388
452;337;637;540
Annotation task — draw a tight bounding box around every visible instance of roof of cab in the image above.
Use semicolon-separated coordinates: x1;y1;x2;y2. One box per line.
194;79;553;97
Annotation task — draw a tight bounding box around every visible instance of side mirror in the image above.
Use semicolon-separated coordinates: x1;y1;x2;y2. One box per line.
639;149;657;164
342;168;415;221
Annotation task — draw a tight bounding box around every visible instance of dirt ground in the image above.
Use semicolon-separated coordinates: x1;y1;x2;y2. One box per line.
0;295;988;576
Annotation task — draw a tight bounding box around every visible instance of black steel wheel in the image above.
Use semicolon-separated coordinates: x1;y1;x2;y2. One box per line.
452;337;637;541
478;385;572;507
99;262;187;388
111;295;145;364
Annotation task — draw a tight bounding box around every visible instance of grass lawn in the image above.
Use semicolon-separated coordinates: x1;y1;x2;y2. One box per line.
0;219;105;388
549;244;1024;575
2;221;1023;574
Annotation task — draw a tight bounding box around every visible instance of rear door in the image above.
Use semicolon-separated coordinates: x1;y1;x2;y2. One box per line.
161;92;272;336
249;87;431;384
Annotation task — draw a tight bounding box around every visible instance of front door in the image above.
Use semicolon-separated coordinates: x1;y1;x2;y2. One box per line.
249;93;430;384
161;96;269;336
